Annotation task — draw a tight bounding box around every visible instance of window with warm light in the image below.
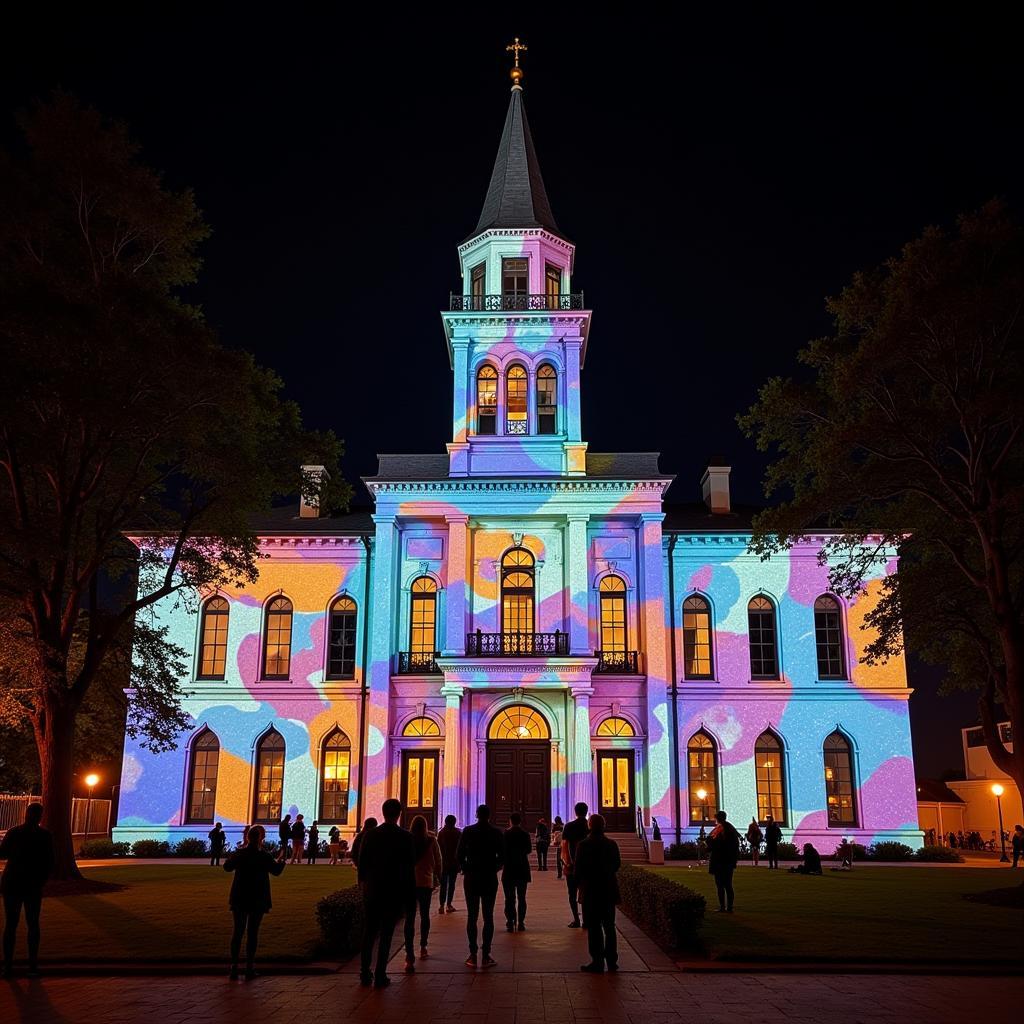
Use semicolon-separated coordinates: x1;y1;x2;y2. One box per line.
682;595;713;678
327;596;357;679
599;576;627;655
187;728;219;823
501;549;535;637
506;365;528;434
409;577;437;659
823;731;857;826
403;717;441;737
754;730;786;823
477;364;497;434
687;731;718;822
320;730;350;823
748;595;779;679
262;597;293;679
198;597;229;679
537;364;557;434
489;705;550;740
470;261;486;309
502;257;528;306
254;729;285;823
814;595;845;679
545;263;561;307
596;717;635;737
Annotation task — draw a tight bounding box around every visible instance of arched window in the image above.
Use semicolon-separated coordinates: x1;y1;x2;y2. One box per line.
186;728;220;823
823;731;857;826
262;597;293;680
403;717;441;737
506;365;528;434
599;576;628;668
489;705;550;740
747;596;779;679
477;364;497;435
682;595;713;679
537;364;557;434
814;595;845;679
754;730;786;824
687;731;718;823
596;717;635;737
327;596;357;679
253;729;285;823
320;729;350;824
409;577;438;670
501;548;535;643
197;597;229;679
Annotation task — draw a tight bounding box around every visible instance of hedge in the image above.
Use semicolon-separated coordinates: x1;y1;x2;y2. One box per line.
130;839;171;858
915;844;963;863
79;839;130;858
316;885;365;955
617;864;705;950
867;841;914;861
173;837;208;857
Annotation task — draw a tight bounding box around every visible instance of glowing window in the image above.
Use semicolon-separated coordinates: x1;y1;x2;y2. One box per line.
501;548;535;639
320;730;351;824
599;576;627;655
262;597;293;679
544;263;561;307
747;596;779;679
596;717;635;737
506;365;528;434
253;729;285;823
477;365;497;435
489;705;550;740
197;597;229;679
327;596;357;679
754;730;786;824
823;731;857;827
186;728;220;823
403;717;441;737
682;595;713;679
537;364;557;434
502;257;528;306
814;595;845;679
687;731;718;823
470;261;486;309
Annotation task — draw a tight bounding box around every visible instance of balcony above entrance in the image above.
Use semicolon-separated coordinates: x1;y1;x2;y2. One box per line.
466;630;568;657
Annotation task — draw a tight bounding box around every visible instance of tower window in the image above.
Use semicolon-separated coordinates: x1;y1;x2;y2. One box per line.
502;258;528;308
545;264;561;308
506;365;528;434
537;364;557;434
470;262;486;310
477;365;497;435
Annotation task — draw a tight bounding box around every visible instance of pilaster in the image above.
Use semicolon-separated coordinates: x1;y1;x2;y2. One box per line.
570;685;594;811
444;515;469;655
441;683;464;822
567;514;590;655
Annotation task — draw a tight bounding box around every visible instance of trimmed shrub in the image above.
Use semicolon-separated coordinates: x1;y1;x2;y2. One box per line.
868;841;914;862
666;841;699;860
617;864;705;950
316;885;365;955
173;837;208;857
80;838;130;858
775;842;800;861
830;841;868;861
130;839;171;858
915;844;963;863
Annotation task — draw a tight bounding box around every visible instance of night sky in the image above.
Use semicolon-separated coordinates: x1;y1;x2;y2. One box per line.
3;8;1019;778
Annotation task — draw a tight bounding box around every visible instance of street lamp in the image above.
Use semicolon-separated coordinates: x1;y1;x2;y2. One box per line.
696;787;708;823
991;783;1009;863
84;773;99;848
763;760;774;820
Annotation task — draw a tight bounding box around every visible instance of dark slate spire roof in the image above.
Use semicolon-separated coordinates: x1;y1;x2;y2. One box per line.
472;87;563;239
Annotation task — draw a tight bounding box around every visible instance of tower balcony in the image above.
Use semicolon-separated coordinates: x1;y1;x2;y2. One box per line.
450;293;585;312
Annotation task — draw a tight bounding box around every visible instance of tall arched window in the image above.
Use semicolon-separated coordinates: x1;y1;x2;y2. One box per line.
754;730;786;824
327;596;357;679
254;729;285;823
186;728;220;823
747;595;779;679
823;731;857;826
477;364;497;435
262;597;293;680
409;577;438;670
320;729;351;824
501;549;535;644
599;576;628;668
682;595;713;679
537;364;557;434
814;595;845;679
197;597;229;679
506;365;528;434
687;731;718;822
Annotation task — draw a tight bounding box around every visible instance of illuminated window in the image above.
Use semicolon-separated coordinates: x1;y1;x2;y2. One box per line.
262;597;293;679
254;729;285;823
477;364;497;435
198;597;229;679
596;717;635;737
403;717;441;737
682;595;713;679
545;263;561;308
409;577;437;668
537;364;557;434
327;596;357;679
489;705;550;740
687;731;718;822
754;730;786;824
470;261;486;309
599;576;627;654
405;753;437;810
501;548;535;640
823;731;857;826
814;595;845;679
502;257;528;308
320;730;351;824
747;596;779;679
506;365;528;434
186;728;219;823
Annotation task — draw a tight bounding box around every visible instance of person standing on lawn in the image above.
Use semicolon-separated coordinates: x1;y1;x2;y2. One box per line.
0;802;54;978
305;821;320;865
707;810;740;913
328;825;341;865
351;817;377;868
502;812;532;931
209;822;227;866
745;818;763;867
436;814;461;913
552;816;564;878
764;815;782;870
289;814;306;865
403;815;443;972
456;804;504;969
223;824;285;979
277;814;292;862
573;813;621;973
535;818;550;871
560;803;589;928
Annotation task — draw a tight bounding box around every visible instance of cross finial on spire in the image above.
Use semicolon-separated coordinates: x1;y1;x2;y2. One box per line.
506;37;527;89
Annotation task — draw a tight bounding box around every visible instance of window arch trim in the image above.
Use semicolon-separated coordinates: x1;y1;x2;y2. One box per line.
747;593;780;680
261;593;294;680
185;726;220;824
475;363;498;435
822;727;858;828
682;592;715;680
252;727;286;824
813;593;847;680
197;595;230;680
319;727;351;824
500;547;536;637
686;728;719;824
326;594;358;680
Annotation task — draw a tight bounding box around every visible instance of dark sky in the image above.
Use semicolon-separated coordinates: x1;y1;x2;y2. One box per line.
3;7;1019;778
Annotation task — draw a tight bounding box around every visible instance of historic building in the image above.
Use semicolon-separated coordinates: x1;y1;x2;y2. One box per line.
114;64;921;851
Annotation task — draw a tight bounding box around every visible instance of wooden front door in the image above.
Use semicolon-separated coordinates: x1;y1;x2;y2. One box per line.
486;741;551;831
597;750;635;832
401;749;439;830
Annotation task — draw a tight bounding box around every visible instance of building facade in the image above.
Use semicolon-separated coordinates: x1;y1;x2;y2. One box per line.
944;722;1020;837
114;76;921;851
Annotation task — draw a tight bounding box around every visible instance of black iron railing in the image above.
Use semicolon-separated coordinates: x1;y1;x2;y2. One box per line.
397;651;441;674
450;293;585;312
466;631;569;657
593;650;640;674
637;807;650;860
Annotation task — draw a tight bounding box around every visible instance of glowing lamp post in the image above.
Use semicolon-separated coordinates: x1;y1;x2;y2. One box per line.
696;787;708;823
991;784;1009;863
763;760;774;820
84;773;99;848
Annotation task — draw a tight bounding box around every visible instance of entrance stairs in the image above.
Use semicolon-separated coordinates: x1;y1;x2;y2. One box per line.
608;832;648;863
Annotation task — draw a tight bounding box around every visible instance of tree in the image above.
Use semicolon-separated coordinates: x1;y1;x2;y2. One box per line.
739;201;1023;817
0;95;350;878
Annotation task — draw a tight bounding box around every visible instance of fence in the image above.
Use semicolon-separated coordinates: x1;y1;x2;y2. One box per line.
0;793;112;837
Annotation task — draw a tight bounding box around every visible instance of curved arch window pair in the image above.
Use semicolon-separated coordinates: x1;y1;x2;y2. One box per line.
475;364;557;436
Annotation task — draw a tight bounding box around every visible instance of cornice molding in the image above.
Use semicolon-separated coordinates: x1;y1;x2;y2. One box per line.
368;479;670;497
457;227;575;256
441;312;589;328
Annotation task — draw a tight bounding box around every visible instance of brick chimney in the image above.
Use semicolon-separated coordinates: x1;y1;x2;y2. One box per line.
299;464;330;518
700;457;731;514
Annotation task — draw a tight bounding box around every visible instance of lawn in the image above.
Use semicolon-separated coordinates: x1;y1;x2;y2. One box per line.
34;864;356;962
647;865;1024;964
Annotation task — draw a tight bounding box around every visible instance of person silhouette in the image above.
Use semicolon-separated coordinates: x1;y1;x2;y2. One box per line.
351;817;377;868
574;813;621;973
289;814;306;865
552;817;564;878
223;824;285;979
535;818;550;871
502;812;532;931
707;810;740;912
745;818;763;867
436;814;461;913
456;804;504;968
1;802;54;978
764;815;782;870
208;822;227;866
560;802;589;927
277;813;292;862
305;821;320;865
404;815;442;971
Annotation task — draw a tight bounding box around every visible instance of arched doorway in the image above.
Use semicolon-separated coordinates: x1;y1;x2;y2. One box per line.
486;704;551;830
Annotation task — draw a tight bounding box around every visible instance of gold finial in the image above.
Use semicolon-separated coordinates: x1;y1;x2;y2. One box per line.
506;37;527;88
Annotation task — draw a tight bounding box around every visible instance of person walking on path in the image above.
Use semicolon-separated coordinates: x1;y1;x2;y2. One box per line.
328;825;342;865
223;825;285;979
560;803;590;928
1;802;54;978
305;821;320;865
436;814;461;913
209;822;227;866
764;815;782;870
456;804;504;969
404;815;442;972
277;814;292;862
707;810;740;913
745;818;763;867
351;817;377;868
574;813;621;973
358;800;415;989
502;812;532;931
552;817;564;878
535;818;551;871
289;814;306;865
1012;825;1023;868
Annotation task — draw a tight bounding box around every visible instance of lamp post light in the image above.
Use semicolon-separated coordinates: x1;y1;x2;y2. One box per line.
696;787;708;823
84;773;99;849
991;783;1009;863
764;760;774;820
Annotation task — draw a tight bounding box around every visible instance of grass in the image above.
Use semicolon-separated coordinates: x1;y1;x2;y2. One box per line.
32;864;356;962
647;865;1024;964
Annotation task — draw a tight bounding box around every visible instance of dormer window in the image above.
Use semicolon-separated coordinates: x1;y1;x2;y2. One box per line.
537;364;557;434
477;365;497;434
502;258;528;309
545;264;561;309
470;262;486;310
